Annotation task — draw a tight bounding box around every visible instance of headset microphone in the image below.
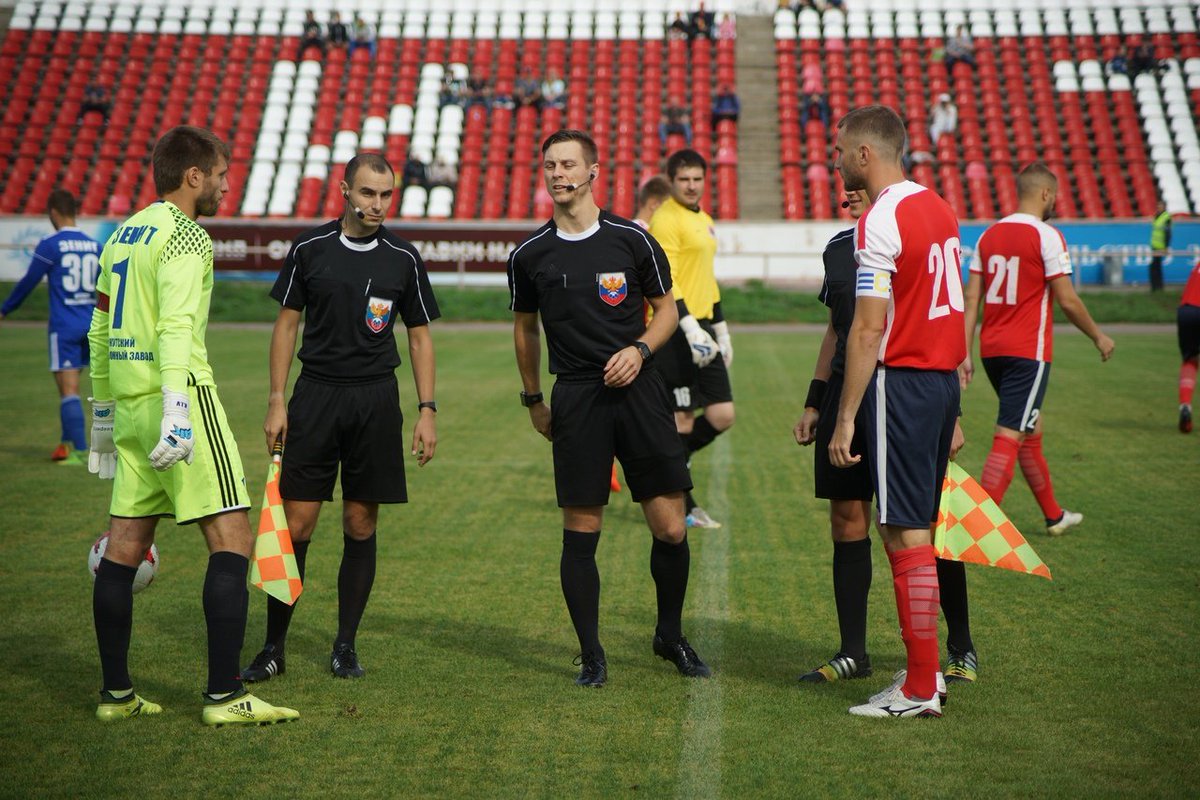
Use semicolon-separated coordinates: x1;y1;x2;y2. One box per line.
343;192;366;219
566;173;598;191
841;200;851;209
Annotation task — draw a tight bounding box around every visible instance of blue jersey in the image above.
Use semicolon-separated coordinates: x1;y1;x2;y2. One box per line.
1;227;99;331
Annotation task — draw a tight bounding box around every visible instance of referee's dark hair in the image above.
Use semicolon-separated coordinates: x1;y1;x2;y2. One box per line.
836;105;907;164
666;149;707;179
47;189;77;218
152;125;232;195
541;129;598;166
345;152;395;186
638;175;671;207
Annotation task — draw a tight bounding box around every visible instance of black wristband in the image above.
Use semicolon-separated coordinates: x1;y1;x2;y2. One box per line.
805;379;827;410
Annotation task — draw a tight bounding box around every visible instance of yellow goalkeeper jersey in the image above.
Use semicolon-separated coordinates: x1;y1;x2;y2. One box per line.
648;196;720;320
88;201;215;400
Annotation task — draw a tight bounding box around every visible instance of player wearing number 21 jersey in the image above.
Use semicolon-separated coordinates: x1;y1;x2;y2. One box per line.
961;162;1113;536
830;106;963;719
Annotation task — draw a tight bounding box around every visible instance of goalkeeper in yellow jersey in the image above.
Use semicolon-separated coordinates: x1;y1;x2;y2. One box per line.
648;149;735;529
86;126;298;727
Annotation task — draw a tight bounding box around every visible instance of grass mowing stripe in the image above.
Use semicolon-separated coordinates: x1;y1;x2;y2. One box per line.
677;434;732;800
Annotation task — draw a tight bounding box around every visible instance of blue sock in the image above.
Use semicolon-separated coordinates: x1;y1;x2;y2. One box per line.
62;395;87;450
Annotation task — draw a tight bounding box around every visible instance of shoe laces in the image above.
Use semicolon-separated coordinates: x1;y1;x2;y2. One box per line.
251;648;279;668
573;652;603;673
676;638;700;663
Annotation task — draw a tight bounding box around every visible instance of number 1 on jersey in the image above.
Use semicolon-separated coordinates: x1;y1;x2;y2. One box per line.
111;257;130;329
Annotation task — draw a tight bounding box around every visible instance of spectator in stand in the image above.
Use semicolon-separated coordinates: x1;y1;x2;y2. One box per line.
801;62;824;96
79;84;110;121
299;11;325;59
492;84;516;111
717;13;736;41
712;85;740;127
514;67;543;109
465;75;492;109
541;68;566;110
1106;52;1128;77
327;12;348;48
659;104;693;146
690;2;716;40
429;157;458;189
349;15;376;59
944;25;976;71
800;91;830;128
826;0;846;10
929;93;957;144
1130;42;1163;78
402;154;430;189
439;75;464;108
669;12;690;41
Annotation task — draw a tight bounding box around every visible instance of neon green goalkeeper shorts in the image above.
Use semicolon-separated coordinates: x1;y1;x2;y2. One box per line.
110;384;250;524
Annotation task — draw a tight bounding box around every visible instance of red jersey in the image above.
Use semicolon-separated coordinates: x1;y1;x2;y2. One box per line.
1182;261;1200;308
854;180;966;370
971;213;1072;362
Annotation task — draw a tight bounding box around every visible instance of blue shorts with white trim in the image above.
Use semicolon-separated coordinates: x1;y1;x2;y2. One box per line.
863;366;958;530
48;326;90;372
982;356;1050;434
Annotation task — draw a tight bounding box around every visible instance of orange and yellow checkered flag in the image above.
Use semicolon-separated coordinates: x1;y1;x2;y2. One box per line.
250;442;303;604
934;462;1052;580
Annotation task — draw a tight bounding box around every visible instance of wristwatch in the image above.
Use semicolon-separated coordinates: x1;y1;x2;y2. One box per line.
418;401;438;413
520;391;544;407
633;341;652;361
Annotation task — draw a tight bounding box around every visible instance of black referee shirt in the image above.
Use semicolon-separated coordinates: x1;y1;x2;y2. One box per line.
818;226;857;377
271;220;440;383
508;211;672;378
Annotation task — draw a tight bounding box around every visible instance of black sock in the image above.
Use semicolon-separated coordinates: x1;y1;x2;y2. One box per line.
560;530;603;657
264;539;310;652
937;557;975;653
832;538;872;661
686;415;722;454
336;533;377;649
94;558;137;691
203;551;250;696
650;535;690;643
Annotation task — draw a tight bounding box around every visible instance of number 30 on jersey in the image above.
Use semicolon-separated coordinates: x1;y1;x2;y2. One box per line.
927;237;964;320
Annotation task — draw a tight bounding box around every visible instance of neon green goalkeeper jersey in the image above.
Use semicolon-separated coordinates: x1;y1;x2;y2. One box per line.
88;201;215;401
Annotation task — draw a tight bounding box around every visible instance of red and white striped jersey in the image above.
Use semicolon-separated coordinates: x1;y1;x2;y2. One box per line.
971;213;1072;362
854;180;966;370
1182;261;1200;308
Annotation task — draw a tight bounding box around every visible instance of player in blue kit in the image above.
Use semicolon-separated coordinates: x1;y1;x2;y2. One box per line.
0;190;98;463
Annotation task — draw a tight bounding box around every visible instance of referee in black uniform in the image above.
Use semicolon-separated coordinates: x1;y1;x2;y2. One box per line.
242;153;440;681
509;129;711;687
795;190;973;687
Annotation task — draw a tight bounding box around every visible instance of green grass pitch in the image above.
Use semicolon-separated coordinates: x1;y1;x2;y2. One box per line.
0;323;1196;798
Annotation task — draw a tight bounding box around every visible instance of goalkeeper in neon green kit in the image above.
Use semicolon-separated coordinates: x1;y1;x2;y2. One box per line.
87;126;298;726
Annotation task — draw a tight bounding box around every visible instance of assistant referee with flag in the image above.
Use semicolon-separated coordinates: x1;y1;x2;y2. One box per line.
242;152;440;682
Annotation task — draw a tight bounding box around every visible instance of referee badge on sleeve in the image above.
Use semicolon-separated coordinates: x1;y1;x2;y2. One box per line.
365;296;394;333
597;272;628;306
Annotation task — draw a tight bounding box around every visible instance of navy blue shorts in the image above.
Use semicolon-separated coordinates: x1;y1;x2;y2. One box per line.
551;368;692;507
49;327;89;372
1179;304;1200;361
862;366;958;529
982;356;1051;434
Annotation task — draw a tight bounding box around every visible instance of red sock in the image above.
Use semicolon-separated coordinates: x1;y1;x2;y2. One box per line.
980;434;1020;503
889;544;940;701
1181;358;1198;406
1018;433;1062;521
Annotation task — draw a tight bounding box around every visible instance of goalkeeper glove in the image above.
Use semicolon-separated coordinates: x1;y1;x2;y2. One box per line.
712;320;733;366
679;315;719;367
88;398;117;480
148;388;194;471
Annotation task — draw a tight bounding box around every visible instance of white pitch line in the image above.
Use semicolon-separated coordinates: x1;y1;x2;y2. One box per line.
676;433;731;800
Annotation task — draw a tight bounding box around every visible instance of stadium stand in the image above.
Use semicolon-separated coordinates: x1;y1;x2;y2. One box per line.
0;1;1196;223
775;2;1200;222
0;1;738;221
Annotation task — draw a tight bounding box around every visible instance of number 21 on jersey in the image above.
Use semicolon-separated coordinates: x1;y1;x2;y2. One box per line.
985;255;1019;306
927;237;964;319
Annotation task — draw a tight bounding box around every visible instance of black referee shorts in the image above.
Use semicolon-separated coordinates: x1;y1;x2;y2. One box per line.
658;319;734;411
280;375;408;504
550;369;692;507
813;372;873;501
1179;304;1200;361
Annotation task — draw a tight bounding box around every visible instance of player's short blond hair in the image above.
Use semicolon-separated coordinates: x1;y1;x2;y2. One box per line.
1017;161;1057;197
836;106;907;163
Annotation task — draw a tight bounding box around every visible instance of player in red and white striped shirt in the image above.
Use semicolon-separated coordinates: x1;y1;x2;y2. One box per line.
961;163;1114;535
1177;260;1200;432
830;106;965;719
